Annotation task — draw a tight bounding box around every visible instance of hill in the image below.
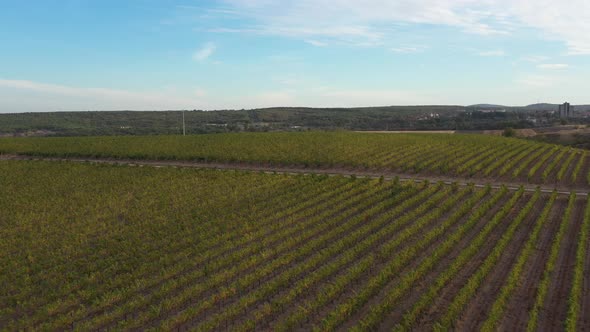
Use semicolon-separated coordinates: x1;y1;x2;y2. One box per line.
0;104;563;136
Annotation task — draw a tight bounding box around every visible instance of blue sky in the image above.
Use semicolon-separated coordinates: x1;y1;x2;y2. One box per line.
1;0;589;112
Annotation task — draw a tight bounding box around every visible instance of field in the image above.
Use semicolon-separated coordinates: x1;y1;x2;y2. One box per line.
1;132;589;189
1;158;589;331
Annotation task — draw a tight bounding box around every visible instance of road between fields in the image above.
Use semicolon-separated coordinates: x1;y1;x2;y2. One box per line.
1;154;587;196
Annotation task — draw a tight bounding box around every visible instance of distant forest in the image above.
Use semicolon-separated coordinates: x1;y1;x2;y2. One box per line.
1;105;589;137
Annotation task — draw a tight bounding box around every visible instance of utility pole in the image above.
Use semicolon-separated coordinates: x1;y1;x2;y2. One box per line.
182;110;186;136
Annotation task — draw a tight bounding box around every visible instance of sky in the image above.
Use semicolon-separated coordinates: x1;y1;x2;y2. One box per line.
1;0;589;112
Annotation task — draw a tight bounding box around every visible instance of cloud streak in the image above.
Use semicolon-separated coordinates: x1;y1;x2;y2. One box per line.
478;50;506;57
537;63;569;70
0;79;207;112
391;46;428;54
193;42;216;61
217;0;590;54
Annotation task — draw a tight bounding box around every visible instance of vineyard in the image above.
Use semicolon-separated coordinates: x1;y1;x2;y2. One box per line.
1;160;589;331
0;132;589;189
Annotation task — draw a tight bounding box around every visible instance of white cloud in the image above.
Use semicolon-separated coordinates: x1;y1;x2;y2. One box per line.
272;75;301;86
516;74;560;87
217;0;506;47
194;88;208;97
502;1;590;55
192;42;216;61
537;63;569;70
247;91;296;107
219;0;590;54
521;55;550;63
0;79;208;112
391;46;427;54
478;50;506;57
304;39;328;47
308;88;440;107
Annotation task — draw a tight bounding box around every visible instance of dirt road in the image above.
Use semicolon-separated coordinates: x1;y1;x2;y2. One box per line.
1;154;587;196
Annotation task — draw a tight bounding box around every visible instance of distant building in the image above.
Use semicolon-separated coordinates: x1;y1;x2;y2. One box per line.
559;102;574;118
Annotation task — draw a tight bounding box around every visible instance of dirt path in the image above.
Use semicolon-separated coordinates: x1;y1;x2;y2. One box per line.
1;154;587;196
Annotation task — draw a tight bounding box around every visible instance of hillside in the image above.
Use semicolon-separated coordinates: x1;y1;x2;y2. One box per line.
0;104;570;136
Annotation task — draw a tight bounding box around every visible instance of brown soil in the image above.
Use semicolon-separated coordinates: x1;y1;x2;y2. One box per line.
3;155;588;195
146;184;406;330
574;155;590;188
581;217;590;331
412;192;528;329
497;196;567;330
335;191;474;330
536;198;585;330
375;191;507;330
58;180;354;326
291;191;461;331
487;145;538;180
527;149;561;184
86;182;385;330
453;195;545;330
241;191;452;331
17;179;328;328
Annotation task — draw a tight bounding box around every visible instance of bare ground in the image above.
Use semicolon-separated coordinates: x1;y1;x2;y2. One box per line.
536;198;585;330
453;196;546;330
410;193;526;329
1;154;587;195
497;196;567;331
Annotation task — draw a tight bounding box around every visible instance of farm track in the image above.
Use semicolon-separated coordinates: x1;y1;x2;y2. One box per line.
3;145;590;331
1;154;588;195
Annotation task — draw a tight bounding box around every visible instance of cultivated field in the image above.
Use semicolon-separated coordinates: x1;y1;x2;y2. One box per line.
0;132;589;189
1;160;589;331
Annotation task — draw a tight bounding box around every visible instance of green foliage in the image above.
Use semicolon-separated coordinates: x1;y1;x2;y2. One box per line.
502;127;516;137
481;191;556;331
0;132;582;188
565;194;590;331
0;150;584;330
527;193;576;332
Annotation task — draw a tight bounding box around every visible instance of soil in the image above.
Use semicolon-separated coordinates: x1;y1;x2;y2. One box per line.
453;196;545;330
581;218;590;330
497;196;567;331
292;190;459;331
375;191;509;330
1;154;587;195
412;192;529;329
536;198;585;330
97;183;391;330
